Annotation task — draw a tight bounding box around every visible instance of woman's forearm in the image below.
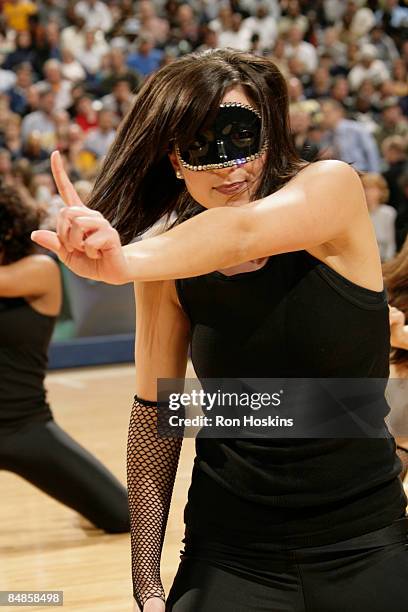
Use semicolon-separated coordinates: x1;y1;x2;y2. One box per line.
122;205;251;281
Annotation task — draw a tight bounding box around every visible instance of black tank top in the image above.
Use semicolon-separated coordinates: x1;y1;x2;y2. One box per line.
175;249;407;546
0;296;55;427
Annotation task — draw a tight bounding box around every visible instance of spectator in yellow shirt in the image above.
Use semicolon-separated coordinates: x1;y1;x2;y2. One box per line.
3;0;37;32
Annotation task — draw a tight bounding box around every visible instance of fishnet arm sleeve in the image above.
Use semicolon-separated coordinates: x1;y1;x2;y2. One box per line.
127;394;183;610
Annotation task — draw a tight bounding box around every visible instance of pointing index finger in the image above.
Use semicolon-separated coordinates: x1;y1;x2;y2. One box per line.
51;150;85;207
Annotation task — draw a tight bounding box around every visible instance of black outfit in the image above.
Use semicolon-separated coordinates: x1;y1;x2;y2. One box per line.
163;249;408;611
166;516;408;612
0;294;129;533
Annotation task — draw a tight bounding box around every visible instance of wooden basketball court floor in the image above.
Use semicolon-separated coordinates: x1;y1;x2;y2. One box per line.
0;362;197;612
1;362;407;611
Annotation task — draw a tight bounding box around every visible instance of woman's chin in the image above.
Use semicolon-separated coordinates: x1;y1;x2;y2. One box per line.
227;195;252;207
202;191;252;209
222;191;252;207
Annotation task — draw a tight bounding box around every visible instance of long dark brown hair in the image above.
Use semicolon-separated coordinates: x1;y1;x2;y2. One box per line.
87;48;309;244
0;184;45;264
383;236;408;371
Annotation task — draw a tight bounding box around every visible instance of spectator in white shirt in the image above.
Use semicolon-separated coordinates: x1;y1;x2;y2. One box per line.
270;36;290;78
318;26;348;67
363;24;399;67
21;88;56;151
347;0;376;39
348;44;390;92
323;0;345;23
74;0;113;34
37;59;72;111
208;5;230;34
79;29;109;75
60;15;87;55
278;0;309;36
138;0;169;46
287;76;306;104
241;4;278;52
0;68;16;93
210;7;249;51
82;109;116;158
285;25;318;75
60;48;86;82
218;13;251;51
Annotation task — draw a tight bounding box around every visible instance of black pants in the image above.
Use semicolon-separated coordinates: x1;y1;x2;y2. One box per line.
0;417;130;533
166;516;408;612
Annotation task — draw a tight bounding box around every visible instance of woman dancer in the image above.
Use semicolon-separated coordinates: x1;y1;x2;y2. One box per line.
32;49;408;612
0;183;129;534
384;237;408;479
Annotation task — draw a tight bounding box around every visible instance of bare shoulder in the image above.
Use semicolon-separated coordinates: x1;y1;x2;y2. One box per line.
293;160;363;195
294;162;384;290
295;159;360;178
289;159;368;230
27;253;61;273
2;254;62;311
7;254;61;283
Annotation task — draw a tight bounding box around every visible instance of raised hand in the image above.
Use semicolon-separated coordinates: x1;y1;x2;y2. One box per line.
389;305;408;350
389;305;405;328
31;151;130;285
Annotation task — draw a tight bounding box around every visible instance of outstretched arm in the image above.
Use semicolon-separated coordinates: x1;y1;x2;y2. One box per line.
128;279;190;611
122;159;366;280
32;153;367;283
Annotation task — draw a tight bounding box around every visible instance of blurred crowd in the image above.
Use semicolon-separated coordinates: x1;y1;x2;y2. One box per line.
0;0;407;259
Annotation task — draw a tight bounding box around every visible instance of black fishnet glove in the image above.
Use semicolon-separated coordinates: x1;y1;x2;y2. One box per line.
127;395;183;610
